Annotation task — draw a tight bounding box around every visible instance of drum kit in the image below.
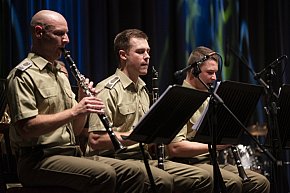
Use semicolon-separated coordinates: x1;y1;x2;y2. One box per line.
218;123;269;175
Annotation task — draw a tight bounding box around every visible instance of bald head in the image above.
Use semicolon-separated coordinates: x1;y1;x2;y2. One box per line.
30;10;69;63
31;10;66;31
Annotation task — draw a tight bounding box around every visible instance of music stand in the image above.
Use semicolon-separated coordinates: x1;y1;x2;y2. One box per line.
126;84;210;144
192;81;264;144
191;80;264;193
124;84;210;193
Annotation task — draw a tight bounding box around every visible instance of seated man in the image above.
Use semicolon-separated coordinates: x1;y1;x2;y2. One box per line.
6;10;146;193
167;46;270;193
87;29;213;193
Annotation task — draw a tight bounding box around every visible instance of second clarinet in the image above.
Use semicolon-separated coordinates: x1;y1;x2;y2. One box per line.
152;66;165;170
62;48;127;154
231;146;250;182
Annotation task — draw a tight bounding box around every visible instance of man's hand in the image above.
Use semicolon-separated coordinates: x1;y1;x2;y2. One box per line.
72;96;105;116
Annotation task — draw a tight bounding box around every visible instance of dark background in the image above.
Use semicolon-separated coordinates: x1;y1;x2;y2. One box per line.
2;0;289;90
2;0;289;135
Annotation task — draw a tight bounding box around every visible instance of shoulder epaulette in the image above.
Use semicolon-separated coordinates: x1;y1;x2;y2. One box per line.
15;59;33;71
105;76;120;89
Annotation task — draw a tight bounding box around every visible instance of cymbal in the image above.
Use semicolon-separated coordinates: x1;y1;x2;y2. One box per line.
247;124;268;136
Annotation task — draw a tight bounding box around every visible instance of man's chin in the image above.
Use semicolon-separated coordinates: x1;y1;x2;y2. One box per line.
139;68;148;75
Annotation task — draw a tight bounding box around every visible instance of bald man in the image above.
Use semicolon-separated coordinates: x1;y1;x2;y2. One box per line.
6;10;148;193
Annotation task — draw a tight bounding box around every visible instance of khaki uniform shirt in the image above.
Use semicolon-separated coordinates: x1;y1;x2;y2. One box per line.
89;68;149;155
7;53;77;152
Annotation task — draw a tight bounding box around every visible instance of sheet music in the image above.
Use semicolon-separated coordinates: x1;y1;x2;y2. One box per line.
191;103;209;131
192;81;221;131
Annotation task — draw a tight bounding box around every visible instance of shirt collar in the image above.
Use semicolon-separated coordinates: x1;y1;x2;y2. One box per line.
115;68;146;91
28;53;61;73
182;79;196;89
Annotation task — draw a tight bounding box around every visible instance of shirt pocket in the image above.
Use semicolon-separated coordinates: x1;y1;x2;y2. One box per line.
117;103;136;130
119;103;136;115
37;87;58;113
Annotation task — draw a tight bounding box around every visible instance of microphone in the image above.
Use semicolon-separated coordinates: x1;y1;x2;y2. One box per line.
174;52;216;77
255;55;288;78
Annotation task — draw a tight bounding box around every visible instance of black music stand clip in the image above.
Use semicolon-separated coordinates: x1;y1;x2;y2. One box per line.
124;84;210;193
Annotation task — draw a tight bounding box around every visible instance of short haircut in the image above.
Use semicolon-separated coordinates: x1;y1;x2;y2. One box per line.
114;29;148;63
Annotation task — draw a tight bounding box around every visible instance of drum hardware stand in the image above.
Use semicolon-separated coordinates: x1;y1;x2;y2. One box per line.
257;67;284;193
275;84;290;192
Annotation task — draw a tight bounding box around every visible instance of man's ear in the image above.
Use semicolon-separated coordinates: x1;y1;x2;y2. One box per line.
35;25;43;37
119;50;127;61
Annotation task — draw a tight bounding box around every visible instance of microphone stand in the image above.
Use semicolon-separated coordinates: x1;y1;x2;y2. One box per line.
229;48;287;193
207;93;228;193
254;55;287;99
193;70;227;193
255;64;285;193
174;52;217;78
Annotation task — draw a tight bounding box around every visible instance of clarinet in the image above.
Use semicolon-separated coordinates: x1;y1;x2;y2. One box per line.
152;66;165;170
230;146;250;182
61;48;127;154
